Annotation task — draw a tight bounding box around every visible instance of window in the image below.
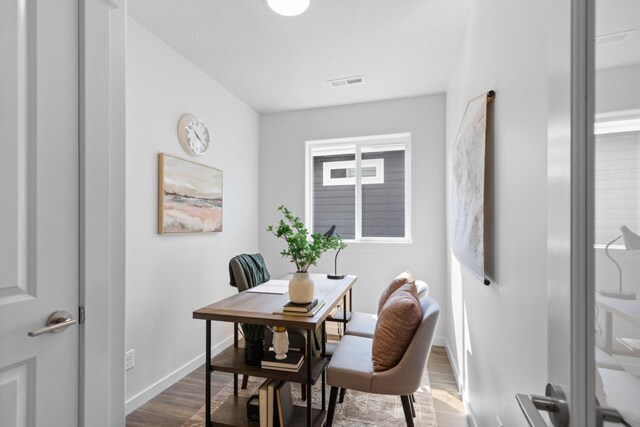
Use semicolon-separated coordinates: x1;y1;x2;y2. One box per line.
594;110;640;246
305;133;411;242
323;159;384;186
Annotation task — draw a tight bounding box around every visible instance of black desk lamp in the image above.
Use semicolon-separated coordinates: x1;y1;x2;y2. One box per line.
324;225;345;280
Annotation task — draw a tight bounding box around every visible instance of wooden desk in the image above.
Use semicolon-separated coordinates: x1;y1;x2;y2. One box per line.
596;294;640;354
193;274;358;427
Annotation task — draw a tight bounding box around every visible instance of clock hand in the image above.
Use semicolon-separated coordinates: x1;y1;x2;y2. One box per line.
191;129;206;149
193;127;207;144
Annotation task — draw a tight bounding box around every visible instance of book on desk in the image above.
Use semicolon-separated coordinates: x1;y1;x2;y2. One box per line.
282;299;318;313
273;300;325;317
258;379;294;427
261;350;304;372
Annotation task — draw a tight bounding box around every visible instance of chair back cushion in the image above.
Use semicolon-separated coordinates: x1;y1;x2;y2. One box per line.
377;270;415;314
372;283;421;372
229;258;251;292
415;280;429;298
229;253;270;292
370;296;440;395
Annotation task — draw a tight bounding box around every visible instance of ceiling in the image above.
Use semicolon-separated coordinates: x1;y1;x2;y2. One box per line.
128;0;470;113
595;0;640;70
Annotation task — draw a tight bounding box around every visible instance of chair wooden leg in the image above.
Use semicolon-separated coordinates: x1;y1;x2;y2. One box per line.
409;395;416;418
339;387;346;403
400;395;415;427
241;374;249;389
326;387;339;427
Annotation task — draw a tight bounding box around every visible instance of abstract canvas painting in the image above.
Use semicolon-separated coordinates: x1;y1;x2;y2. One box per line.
451;93;490;279
158;153;223;234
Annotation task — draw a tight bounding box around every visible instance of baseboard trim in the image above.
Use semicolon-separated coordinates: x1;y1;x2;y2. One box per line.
432;336;447;347
442;338;477;425
443;338;462;393
467;409;479;427
125;335;234;415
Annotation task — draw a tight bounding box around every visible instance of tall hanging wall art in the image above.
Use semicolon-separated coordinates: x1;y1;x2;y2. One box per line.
451;91;495;284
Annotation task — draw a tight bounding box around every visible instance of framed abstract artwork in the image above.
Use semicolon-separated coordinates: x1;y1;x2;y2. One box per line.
158;153;223;234
451;91;494;283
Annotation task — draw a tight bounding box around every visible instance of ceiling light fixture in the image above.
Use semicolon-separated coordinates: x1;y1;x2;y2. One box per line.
266;0;310;17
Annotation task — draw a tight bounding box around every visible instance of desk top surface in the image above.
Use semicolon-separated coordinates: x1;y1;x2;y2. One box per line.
596;294;640;327
193;274;357;330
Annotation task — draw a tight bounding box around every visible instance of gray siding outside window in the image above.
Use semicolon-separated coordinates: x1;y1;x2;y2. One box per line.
362;150;405;237
313;154;356;238
312;150;405;239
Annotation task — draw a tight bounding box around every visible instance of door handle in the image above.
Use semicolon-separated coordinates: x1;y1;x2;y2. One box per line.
516;383;569;427
597;406;630;426
28;310;77;337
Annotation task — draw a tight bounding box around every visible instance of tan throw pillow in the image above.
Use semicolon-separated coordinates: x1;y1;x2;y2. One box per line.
396;270;415;282
377;271;416;314
372;283;422;372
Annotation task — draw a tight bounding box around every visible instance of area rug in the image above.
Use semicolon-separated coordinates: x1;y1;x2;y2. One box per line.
182;369;437;426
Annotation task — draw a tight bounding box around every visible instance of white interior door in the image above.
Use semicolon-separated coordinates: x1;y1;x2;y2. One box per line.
519;0;640;426
0;0;79;426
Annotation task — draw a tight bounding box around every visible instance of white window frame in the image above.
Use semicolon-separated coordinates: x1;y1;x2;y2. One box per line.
593;109;640;249
305;133;412;243
322;158;385;186
594;108;640;135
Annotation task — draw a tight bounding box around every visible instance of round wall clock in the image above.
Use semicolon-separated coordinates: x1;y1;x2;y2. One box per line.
177;114;210;156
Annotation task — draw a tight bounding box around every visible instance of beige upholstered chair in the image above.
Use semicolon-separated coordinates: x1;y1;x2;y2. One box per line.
326;296;440;427
345;280;429;338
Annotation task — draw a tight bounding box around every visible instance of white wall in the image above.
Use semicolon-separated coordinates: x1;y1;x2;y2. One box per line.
125;18;259;412
258;95;447;340
445;1;549;425
596;64;640;114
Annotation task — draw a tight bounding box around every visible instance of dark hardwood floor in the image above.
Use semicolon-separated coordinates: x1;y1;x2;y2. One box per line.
126;346;468;426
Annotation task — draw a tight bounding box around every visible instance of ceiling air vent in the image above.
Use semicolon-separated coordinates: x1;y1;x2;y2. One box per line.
596;29;637;45
328;75;365;88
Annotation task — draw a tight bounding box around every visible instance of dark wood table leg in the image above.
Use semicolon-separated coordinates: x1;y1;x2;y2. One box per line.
233;322;238;396
321;321;326;410
342;295;347;334
205;320;211;427
307;329;312;426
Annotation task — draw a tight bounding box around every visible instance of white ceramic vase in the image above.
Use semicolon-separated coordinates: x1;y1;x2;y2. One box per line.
289;272;314;304
272;330;289;360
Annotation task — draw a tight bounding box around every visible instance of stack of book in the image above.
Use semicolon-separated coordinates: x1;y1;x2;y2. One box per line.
258;379;294;427
273;298;325;317
283;298;318;313
261;350;304;372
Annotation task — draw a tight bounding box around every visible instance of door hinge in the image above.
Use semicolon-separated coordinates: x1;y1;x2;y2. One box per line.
78;306;85;324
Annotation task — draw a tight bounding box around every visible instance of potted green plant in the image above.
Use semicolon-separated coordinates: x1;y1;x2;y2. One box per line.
241;323;265;366
267;205;346;303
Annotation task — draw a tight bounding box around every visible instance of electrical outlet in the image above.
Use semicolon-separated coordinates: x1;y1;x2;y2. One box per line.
496;415;504;426
125;349;135;371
